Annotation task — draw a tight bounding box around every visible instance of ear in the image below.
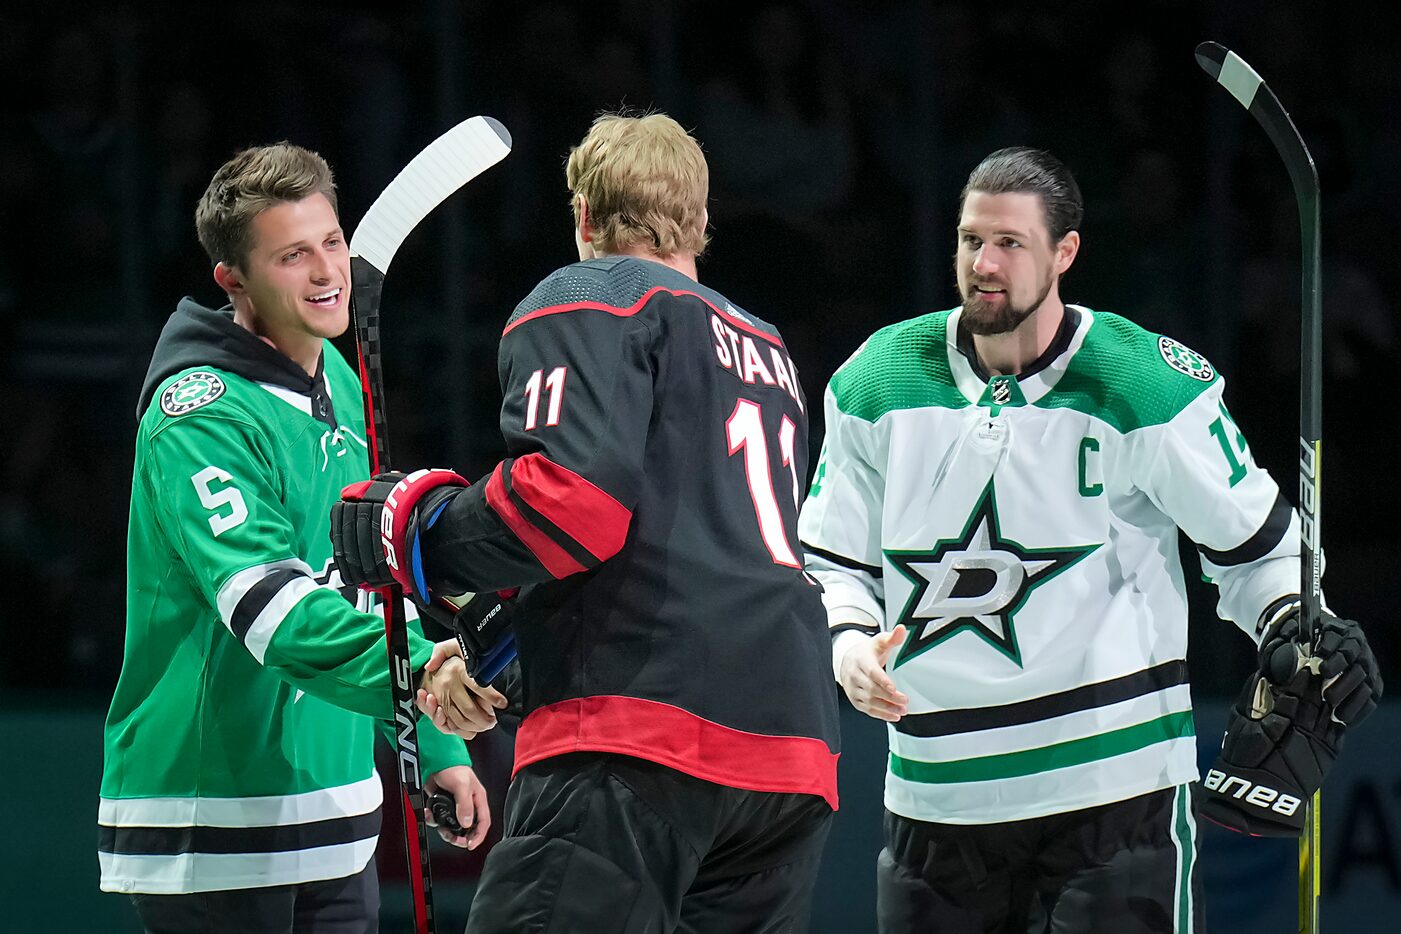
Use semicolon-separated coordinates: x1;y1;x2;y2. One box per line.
575;194;592;243
1054;230;1080;276
212;261;245;296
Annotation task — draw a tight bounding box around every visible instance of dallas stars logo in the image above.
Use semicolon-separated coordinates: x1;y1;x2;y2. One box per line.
887;482;1098;668
160;371;226;416
1158;336;1215;382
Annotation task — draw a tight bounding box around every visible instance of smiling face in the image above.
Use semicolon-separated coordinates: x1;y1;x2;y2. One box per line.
213;193;350;371
955;190;1078;336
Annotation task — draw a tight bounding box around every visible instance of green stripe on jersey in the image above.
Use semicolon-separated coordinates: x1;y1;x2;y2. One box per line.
889;710;1195;784
1173;784;1197;931
830;312;968;421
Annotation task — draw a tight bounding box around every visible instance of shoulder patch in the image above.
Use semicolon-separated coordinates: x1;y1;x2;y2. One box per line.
160;371;226;416
1157;336;1215;382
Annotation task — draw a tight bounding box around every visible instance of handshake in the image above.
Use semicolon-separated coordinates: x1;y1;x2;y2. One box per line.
328;470;522;738
417;635;519;739
416;591;523;739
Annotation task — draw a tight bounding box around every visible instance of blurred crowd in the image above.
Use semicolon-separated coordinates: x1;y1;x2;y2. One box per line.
2;0;1396;696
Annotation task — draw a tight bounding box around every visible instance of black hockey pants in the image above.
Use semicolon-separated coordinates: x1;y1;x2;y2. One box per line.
129;858;378;933
465;751;832;933
877;784;1204;933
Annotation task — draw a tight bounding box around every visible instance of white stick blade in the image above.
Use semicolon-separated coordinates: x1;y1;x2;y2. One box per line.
1217;51;1264;111
351;115;511;274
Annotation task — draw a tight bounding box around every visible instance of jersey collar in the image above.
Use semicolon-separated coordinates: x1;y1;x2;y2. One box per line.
946;304;1094;407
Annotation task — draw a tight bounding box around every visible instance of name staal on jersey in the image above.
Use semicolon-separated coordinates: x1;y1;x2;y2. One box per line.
421;256;841;807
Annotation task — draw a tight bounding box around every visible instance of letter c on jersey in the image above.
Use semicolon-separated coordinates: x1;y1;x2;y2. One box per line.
1078;437;1103;497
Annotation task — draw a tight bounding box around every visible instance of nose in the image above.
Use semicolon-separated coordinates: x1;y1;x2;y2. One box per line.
307;248;334;283
971;245;998;277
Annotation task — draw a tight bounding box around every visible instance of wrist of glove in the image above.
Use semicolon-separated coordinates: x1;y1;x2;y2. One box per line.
419;589;519;686
1257;596;1382;727
330;469;468;606
1199;668;1342;837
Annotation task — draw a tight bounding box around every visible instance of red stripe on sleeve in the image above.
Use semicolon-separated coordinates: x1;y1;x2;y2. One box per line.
484;463;587;579
513;695;839;809
510;454;633;563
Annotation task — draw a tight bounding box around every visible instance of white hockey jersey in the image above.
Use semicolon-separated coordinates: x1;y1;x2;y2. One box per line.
798;305;1302;824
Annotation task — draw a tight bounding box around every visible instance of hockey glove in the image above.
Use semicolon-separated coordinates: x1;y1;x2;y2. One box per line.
330;469;469;606
1257;597;1382;727
1199;668;1342;837
420;590;520;686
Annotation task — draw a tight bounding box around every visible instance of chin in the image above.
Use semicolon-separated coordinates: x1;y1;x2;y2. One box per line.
961;298;1032;336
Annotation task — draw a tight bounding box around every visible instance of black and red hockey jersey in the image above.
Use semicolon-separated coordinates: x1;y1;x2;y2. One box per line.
423;256;839;807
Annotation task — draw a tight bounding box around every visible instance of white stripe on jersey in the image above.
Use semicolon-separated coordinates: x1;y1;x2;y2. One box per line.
215;558;315;626
98;774;382;828
244;576;321;663
99;837;378;894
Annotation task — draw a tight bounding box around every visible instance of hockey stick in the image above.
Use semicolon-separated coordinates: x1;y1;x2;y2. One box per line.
1194;42;1323;934
348;114;512;934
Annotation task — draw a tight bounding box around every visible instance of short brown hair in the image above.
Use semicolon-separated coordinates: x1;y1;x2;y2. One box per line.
195;142;338;268
566;111;709;257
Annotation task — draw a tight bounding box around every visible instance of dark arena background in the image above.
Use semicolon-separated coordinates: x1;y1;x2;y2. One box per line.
2;1;1398;931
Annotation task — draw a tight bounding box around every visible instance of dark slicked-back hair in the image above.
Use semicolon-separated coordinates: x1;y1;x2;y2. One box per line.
960;147;1083;242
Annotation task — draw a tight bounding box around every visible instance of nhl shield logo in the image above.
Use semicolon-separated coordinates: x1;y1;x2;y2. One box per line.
161;371;226;416
1158;336;1215;382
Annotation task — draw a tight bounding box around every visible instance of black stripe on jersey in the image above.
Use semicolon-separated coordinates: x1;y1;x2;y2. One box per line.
802;542;883;578
99;808;381;856
229;569;308;642
831;621;880;636
501;462;599;571
894;660;1189;738
1197;491;1292;567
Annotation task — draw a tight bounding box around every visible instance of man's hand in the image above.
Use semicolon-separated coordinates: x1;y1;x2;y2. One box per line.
329;469;468;605
1258;601;1382;727
837;625;909;722
424;766;490;850
417;640;508;739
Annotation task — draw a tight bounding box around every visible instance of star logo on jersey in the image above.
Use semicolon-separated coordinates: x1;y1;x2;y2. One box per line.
160;371;226;416
886;482;1098;668
1158;336;1215;382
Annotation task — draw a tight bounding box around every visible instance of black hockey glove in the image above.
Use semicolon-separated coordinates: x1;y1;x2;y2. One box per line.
419;589;520;687
1199;668;1342;837
330;469;469;607
1257;597;1382;727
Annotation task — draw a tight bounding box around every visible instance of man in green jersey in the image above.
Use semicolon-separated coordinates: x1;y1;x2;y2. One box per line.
798;147;1381;933
101;142;501;933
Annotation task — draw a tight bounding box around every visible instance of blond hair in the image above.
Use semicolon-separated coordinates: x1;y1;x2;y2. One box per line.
566;111;709;257
195;142;338;268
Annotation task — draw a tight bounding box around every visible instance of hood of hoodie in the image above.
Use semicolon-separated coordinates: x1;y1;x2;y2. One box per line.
138;297;338;427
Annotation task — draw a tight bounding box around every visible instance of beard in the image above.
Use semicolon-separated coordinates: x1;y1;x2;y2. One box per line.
960;274;1054;336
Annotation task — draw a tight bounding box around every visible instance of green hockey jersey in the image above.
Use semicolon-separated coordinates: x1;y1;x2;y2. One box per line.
100;299;469;894
798;306;1302;824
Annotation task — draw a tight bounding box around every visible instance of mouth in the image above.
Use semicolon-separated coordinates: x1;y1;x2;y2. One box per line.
970;285;1006;300
306;288;342;308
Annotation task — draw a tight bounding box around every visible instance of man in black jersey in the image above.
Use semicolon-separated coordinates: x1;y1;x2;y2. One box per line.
332;111;840;933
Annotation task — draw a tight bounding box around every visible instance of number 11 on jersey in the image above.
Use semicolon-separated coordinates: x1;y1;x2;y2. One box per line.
726;398;800;567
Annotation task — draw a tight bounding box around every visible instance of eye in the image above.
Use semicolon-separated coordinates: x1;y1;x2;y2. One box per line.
325;237;343;250
961;233;981;248
281;250;302;263
1002;238;1022;249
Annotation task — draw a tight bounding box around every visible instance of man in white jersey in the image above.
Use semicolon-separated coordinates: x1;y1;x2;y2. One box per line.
798;147;1381;933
